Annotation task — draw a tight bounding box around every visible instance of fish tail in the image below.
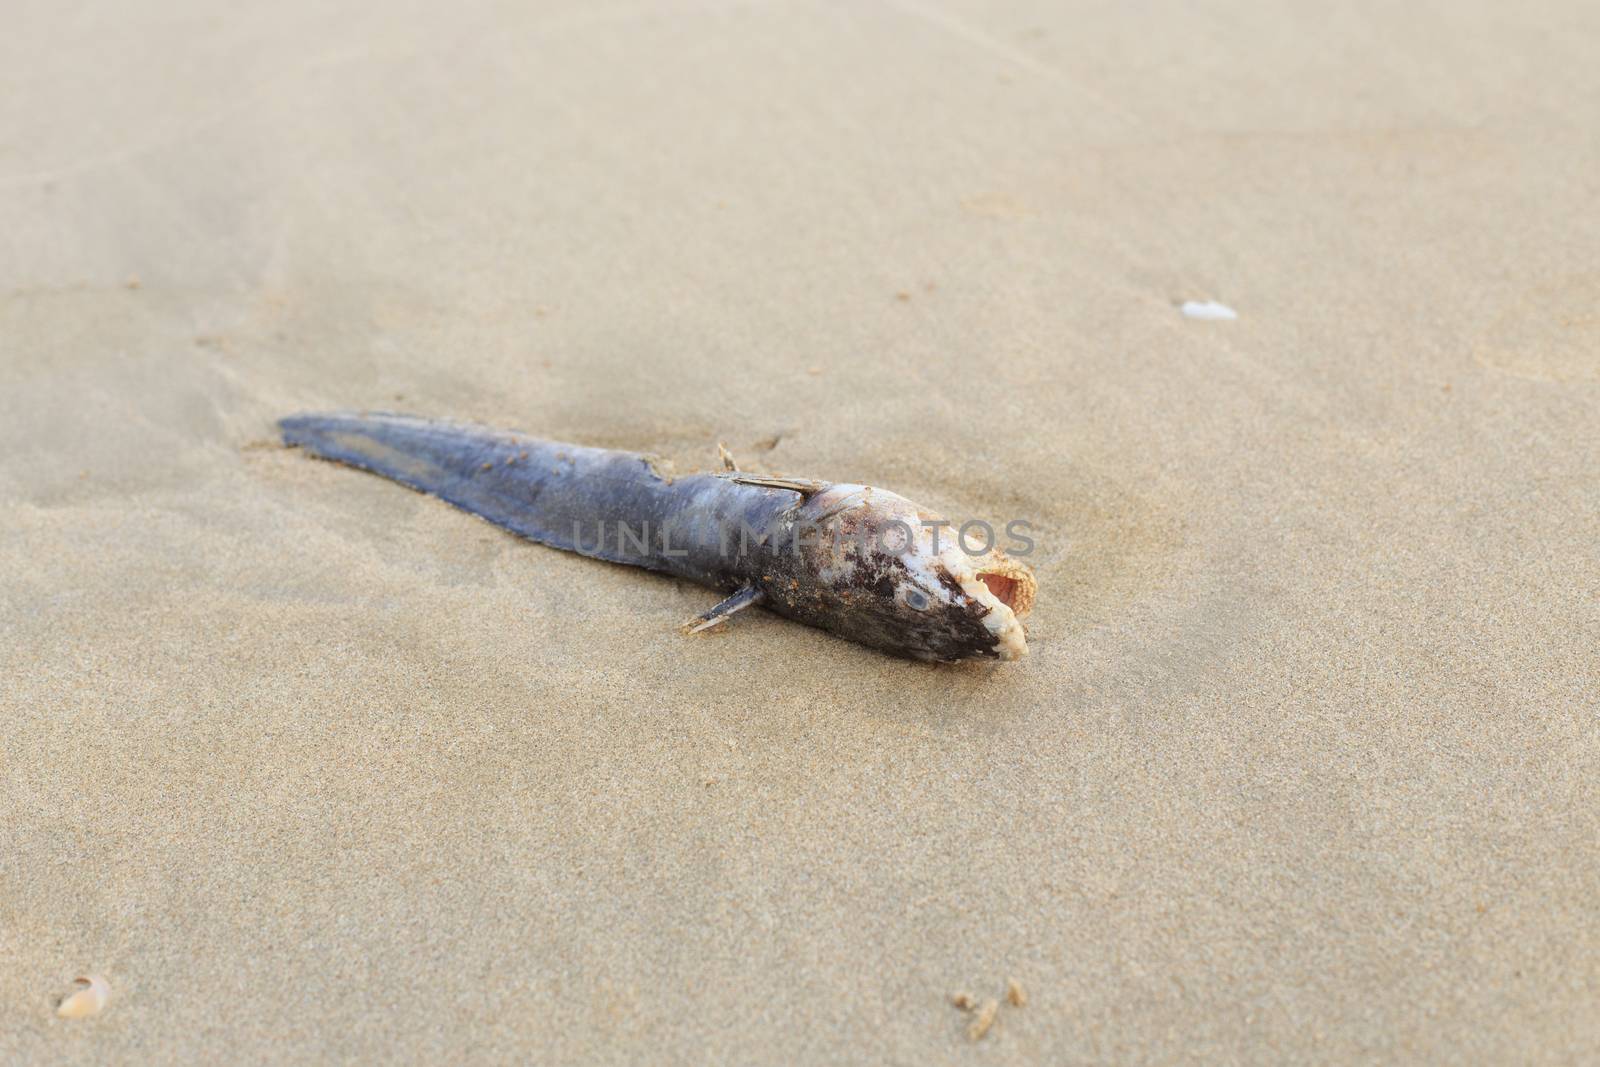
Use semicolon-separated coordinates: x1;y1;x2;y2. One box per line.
278;410;667;568
279;410;492;490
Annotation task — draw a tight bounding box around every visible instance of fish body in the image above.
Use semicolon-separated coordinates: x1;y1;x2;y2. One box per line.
280;412;1035;661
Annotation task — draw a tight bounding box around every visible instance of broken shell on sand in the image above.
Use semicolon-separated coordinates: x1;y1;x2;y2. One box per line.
56;974;110;1018
967;998;1000;1040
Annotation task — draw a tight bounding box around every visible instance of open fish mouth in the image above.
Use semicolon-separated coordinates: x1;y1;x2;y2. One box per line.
943;551;1037;660
976;559;1036;616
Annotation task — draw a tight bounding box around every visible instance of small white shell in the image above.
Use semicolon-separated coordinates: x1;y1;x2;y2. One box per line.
1180;299;1238;321
56;974;110;1018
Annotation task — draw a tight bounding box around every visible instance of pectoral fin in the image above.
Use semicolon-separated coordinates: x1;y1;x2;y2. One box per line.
683;586;765;634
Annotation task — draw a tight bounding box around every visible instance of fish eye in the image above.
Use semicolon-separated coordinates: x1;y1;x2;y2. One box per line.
902;588;930;611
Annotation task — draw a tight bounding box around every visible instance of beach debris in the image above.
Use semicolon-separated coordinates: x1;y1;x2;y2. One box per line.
1180;300;1238;321
280;412;1036;662
951;979;1025;1039
56;974;110;1018
967;998;999;1040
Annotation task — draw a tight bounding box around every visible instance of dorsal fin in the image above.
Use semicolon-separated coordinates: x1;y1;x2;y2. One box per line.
719;473;826;498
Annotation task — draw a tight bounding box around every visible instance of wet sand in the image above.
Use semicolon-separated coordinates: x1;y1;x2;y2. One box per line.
3;1;1597;1062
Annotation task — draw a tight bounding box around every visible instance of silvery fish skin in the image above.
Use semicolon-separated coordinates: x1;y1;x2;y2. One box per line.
279;412;1035;662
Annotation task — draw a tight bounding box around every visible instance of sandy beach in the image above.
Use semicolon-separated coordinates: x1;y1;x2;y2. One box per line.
3;1;1597;1062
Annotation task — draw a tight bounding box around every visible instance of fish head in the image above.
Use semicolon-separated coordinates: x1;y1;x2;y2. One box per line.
787;485;1036;662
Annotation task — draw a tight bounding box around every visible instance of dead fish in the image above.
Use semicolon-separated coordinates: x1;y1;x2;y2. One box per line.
279;412;1035;662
